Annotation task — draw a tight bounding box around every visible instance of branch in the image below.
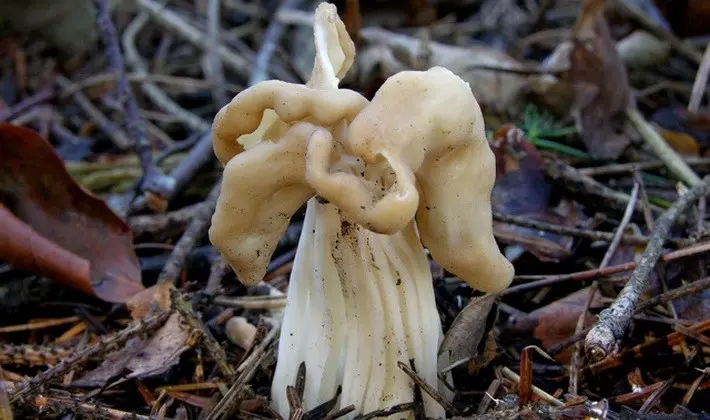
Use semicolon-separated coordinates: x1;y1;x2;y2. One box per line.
584;176;710;361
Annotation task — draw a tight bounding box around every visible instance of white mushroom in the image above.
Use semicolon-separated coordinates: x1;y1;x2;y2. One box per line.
209;3;514;418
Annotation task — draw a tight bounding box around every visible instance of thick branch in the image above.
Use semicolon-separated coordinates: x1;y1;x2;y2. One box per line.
584;176;710;361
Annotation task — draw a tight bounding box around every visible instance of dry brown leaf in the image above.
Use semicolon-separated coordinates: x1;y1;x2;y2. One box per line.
126;282;174;320
125;313;194;379
500;287;603;363
72;338;145;387
491;125;575;262
439;293;496;363
660;129;700;157
568;0;633;159
0;124;143;303
0;204;92;296
73;313;193;387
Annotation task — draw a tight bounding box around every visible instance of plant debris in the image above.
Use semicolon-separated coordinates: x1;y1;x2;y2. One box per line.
1;0;710;418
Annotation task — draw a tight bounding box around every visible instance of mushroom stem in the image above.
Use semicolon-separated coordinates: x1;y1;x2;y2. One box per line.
271;203;447;419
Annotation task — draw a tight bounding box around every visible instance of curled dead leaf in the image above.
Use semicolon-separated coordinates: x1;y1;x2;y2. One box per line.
439;293;496;364
0;123;143;303
73;313;193;387
491;125;575;262
568;0;633;159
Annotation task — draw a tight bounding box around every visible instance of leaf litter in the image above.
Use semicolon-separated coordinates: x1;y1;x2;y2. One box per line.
1;0;710;418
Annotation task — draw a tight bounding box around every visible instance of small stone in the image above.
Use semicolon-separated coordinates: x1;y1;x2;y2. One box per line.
225;317;257;350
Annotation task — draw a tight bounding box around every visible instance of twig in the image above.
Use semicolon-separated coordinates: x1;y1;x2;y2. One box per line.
636;276;710;313
136;0;251;77
163;132;215;197
673;324;710;346
681;369;708;406
214;295;287;310
204;332;277;419
542;156;661;217
55;75;132;149
634;171;657;232
688;43;710;112
206;255;232;295
92;0;173;198
397;361;460;416
121;8;219;213
639;377;676;414
206;0;229;108
0;89;53;122
0;316;81;333
123;12;211;133
26;396;156;420
355;403;416;420
578;158;710;177
493;212;680;246
583;319;710;378
477;379;501;415
584;176;710;361
9;311;171;404
570;182;640;393
157;182;221;284
131;131;216;213
237;322;280;373
499;367;564;407
568;284;598;395
250;0;303;85
504;240;710;295
59;73;241;97
626;108;702;186
129;202;203;241
600;182;640;268
549;275;710;356
170;289;235;378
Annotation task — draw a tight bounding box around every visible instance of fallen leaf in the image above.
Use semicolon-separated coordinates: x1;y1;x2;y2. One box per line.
568;0;633;159
660;130;700;157
125;313;194;379
439;293;496;363
500;287;604;363
491;125;575;262
73;313;193;387
0;204;92;296
651;107;710;153
126;282;174;320
71;337;145;387
0;123;143;303
467;330;498;375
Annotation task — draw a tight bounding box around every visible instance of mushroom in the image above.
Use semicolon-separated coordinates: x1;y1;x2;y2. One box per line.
209;3;514;419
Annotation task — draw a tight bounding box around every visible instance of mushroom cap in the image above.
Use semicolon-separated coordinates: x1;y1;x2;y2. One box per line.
209;3;513;294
